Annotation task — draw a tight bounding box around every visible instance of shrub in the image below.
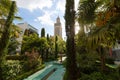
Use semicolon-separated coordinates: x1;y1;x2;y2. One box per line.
79;72;106;80
15;64;45;80
77;53;99;74
6;55;26;60
2;60;23;80
23;51;41;71
105;57;114;64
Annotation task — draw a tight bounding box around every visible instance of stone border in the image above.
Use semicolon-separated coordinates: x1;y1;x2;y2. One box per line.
41;68;57;80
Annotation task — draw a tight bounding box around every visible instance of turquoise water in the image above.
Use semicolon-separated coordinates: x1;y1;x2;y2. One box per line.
47;65;65;80
24;61;65;80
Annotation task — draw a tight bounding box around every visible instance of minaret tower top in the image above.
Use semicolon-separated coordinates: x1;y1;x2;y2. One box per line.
56;16;60;23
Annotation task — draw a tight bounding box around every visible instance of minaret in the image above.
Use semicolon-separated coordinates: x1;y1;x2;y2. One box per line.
54;16;62;38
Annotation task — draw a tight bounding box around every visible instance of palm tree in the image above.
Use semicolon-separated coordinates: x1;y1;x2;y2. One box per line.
77;0;120;72
77;0;101;34
0;0;11;17
64;0;78;80
0;1;17;79
0;0;21;38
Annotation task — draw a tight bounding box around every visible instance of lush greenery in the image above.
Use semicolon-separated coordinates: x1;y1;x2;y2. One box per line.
0;1;17;79
0;0;120;80
64;0;78;80
15;64;45;80
75;0;120;80
41;28;45;37
2;60;45;80
2;60;22;80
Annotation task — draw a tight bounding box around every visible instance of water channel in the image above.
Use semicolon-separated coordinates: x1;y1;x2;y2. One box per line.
24;61;65;80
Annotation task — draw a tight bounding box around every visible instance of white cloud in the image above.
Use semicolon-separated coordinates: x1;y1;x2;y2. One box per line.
35;10;57;26
56;0;65;13
15;0;53;11
14;0;80;37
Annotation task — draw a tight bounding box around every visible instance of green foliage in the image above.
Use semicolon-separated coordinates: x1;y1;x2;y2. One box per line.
79;72;106;80
2;60;22;80
77;0;102;24
76;0;120;79
39;37;49;50
77;52;99;74
46;36;55;60
45;34;50;60
41;28;45;37
21;33;49;54
57;36;66;53
0;1;17;79
55;36;58;58
105;57;115;64
0;0;12;17
15;64;45;80
79;70;120;80
65;0;78;80
6;55;26;60
77;0;120;74
23;51;41;71
2;54;44;80
8;38;19;54
22;34;39;52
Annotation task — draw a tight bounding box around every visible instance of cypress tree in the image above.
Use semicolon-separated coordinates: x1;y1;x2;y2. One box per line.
0;1;16;79
40;28;45;61
55;36;58;59
46;34;50;60
64;0;78;80
41;28;45;37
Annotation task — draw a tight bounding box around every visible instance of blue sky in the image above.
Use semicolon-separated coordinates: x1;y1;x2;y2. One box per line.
14;0;80;39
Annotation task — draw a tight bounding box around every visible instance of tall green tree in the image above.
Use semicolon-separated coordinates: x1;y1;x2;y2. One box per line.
48;36;55;59
39;37;49;62
21;33;40;53
0;0;11;17
55;36;58;59
0;1;17;79
21;33;49;62
46;34;50;60
0;0;11;37
41;28;45;37
64;0;78;80
40;28;47;61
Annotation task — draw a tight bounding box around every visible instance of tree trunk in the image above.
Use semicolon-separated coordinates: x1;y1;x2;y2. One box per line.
64;0;78;80
99;46;106;72
100;53;105;72
0;1;16;80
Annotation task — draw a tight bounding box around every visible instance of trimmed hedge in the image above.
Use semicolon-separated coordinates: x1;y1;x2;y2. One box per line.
105;57;115;64
15;64;45;80
6;55;26;60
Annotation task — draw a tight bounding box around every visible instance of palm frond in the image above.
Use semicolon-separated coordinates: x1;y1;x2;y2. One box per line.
14;16;22;20
77;0;102;24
